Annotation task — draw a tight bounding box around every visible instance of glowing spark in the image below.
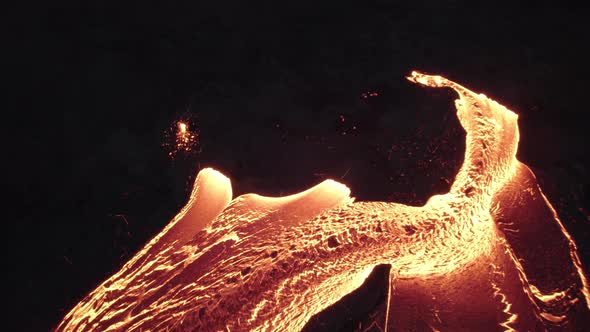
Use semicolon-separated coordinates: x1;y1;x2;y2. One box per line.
179;122;187;133
163;118;200;158
57;72;590;331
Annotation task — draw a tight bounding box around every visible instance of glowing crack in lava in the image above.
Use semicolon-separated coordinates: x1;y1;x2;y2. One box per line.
57;72;590;331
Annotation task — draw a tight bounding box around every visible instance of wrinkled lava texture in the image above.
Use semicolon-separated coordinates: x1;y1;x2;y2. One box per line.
55;73;590;331
10;2;590;331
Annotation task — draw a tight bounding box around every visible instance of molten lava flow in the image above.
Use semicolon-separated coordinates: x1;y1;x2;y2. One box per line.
56;72;590;331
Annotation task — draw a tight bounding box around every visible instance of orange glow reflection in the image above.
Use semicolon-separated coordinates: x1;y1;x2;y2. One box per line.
56;72;589;331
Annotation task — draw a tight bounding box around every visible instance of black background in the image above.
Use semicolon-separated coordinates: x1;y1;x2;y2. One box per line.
10;1;590;330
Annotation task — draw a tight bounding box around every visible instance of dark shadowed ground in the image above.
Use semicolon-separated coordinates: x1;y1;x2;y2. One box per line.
9;1;590;330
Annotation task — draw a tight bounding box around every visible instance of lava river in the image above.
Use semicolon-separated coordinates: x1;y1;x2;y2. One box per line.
56;72;590;331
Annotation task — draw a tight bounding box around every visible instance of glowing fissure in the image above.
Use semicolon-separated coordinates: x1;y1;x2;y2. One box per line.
536;181;590;307
490;263;518;331
56;72;589;331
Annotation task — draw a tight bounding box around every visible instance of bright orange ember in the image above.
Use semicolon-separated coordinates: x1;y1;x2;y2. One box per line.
56;72;590;331
165;120;199;158
178;122;188;133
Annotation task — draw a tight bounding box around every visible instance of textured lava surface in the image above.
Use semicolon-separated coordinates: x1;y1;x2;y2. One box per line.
56;73;590;331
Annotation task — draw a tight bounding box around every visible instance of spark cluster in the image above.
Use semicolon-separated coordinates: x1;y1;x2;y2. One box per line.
162;118;200;159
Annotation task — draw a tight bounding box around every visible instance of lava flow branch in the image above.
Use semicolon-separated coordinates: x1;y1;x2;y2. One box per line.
56;72;590;331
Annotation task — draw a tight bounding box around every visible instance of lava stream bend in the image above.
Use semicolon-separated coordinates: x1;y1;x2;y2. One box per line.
56;72;590;332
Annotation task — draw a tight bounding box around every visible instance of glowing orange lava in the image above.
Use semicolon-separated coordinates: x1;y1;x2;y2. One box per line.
56;72;590;331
